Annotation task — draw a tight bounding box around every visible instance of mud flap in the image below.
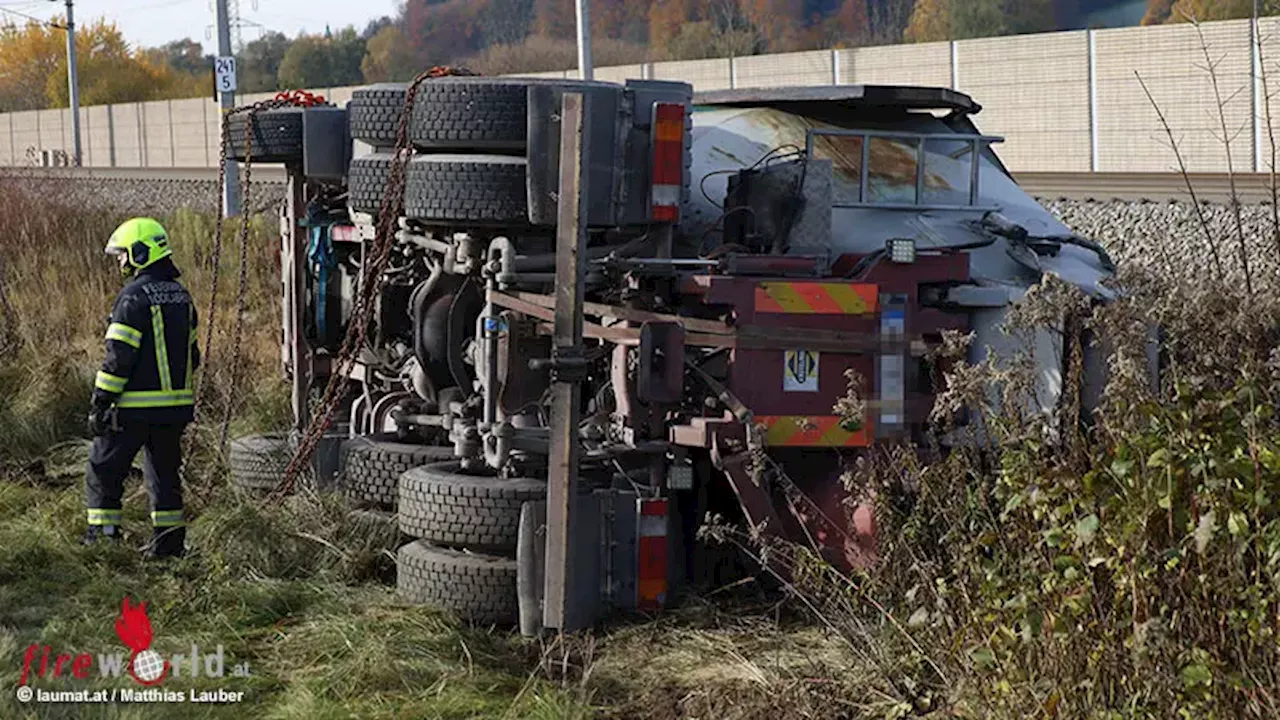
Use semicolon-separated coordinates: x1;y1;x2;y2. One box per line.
516;489;649;637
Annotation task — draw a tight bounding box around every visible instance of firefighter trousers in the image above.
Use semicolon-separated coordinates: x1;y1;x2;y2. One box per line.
85;422;186;530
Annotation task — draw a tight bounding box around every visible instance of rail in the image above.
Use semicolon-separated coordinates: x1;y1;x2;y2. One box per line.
3;166;1279;204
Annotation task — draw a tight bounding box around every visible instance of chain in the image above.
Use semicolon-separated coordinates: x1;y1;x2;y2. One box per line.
274;66;476;499
192;112;231;424
216;108;260;453
192;91;334;453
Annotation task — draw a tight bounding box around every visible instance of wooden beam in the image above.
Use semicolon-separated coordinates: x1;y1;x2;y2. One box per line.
543;91;587;633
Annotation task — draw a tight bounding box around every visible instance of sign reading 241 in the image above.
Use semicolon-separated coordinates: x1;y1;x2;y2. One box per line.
214;56;237;94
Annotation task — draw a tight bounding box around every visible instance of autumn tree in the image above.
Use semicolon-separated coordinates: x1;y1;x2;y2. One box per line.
361;25;419;82
404;0;486;66
532;0;576;39
738;0;806;50
903;0;951;41
904;0;1056;42
1167;0;1260;22
805;0;871;48
0;19;199;111
648;0;696;53
594;0;650;42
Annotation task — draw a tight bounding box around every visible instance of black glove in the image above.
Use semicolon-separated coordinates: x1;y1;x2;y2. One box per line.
88;406;114;436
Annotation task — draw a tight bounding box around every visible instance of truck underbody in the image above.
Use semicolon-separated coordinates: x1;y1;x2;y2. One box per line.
226;77;1119;632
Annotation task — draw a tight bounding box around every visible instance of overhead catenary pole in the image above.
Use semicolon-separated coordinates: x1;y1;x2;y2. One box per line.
60;0;81;166
215;0;242;216
575;0;593;80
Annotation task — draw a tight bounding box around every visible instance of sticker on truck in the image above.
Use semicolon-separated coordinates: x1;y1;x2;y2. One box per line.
784;350;819;392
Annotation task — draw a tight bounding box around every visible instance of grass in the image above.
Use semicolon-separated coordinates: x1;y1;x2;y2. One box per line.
0;475;876;719
0;479;590;719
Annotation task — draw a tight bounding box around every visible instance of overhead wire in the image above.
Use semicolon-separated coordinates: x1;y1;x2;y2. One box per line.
0;5;62;28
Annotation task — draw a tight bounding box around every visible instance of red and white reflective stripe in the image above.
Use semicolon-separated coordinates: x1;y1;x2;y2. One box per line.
636;498;668;611
651;103;685;224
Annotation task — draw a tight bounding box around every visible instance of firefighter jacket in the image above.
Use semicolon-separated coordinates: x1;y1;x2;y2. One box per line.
93;258;201;425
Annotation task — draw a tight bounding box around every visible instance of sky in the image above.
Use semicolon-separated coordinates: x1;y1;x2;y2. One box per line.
0;0;400;51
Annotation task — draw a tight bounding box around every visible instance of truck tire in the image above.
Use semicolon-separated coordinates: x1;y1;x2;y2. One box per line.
398;462;546;552
348;84;409;147
226;108;303;163
408;77;619;152
403;155;528;225
347;152;397;215
228;433;293;491
397;540;518;625
340;435;456;508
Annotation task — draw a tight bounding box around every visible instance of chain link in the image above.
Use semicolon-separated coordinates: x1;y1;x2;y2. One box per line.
192;92;335;456
274;66;476;499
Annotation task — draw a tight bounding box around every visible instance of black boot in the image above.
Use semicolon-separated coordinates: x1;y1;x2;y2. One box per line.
81;525;123;546
145;526;186;560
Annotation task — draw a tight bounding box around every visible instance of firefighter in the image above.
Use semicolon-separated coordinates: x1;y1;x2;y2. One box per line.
83;217;200;559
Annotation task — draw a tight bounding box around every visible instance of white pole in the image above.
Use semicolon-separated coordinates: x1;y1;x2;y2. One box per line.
215;0;241;216
63;0;81;166
575;0;593;80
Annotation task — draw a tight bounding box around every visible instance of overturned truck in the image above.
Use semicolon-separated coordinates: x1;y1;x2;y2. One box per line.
225;76;1118;632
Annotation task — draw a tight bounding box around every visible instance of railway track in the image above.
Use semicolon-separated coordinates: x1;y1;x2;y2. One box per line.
3;166;1277;204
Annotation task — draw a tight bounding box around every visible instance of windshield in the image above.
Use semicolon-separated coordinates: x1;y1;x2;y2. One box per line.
808;131;997;208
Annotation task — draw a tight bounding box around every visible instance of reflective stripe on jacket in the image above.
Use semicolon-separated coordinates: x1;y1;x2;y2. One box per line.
93;259;200;424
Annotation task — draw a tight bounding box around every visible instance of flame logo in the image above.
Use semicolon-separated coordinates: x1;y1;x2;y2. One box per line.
114;597;169;686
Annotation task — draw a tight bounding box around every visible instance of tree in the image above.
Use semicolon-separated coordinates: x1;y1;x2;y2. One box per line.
403;0;486;66
0;19;196;111
0;21;63;110
479;0;535;46
952;0;1007;38
152;39;210;75
648;0;695;53
594;0;650;42
739;0;804;50
869;0;915;44
531;0;576;39
809;0;871;48
1167;0;1255;22
1006;0;1057;34
277;27;365;89
361;24;419;82
903;0;951;42
664;19;764;59
237;32;290;92
361;16;395;39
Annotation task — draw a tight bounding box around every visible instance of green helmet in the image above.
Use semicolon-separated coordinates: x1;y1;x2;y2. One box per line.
106;218;171;275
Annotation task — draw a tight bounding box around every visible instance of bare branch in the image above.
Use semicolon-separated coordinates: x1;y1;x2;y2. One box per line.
1192;15;1254;296
1136;70;1226;281
1256;10;1280;260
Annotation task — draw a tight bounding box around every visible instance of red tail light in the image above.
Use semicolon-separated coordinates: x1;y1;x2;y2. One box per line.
651;103;685;223
636;498;669;611
330;225;359;242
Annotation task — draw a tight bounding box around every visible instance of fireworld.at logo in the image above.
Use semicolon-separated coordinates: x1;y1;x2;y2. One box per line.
19;596;251;687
